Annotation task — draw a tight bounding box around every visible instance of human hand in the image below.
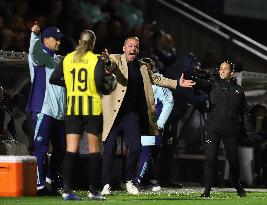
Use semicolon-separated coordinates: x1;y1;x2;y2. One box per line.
101;48;110;63
31;21;41;35
179;73;196;87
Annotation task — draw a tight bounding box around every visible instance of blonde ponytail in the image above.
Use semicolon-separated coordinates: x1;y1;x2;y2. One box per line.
73;30;96;61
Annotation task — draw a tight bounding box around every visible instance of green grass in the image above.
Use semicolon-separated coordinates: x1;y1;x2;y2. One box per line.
0;188;267;205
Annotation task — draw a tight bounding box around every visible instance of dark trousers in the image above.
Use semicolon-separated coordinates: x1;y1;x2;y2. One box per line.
204;131;240;189
33;113;66;188
101;112;141;185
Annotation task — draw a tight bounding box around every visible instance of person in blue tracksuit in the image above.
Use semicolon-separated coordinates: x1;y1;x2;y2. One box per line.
26;22;66;195
133;58;174;191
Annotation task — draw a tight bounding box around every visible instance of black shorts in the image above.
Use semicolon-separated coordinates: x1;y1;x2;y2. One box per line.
65;114;103;135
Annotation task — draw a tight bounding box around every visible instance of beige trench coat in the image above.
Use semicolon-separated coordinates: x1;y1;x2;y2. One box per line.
101;54;178;141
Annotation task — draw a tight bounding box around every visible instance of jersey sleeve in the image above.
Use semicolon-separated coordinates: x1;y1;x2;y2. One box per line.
153;85;174;129
49;58;66;87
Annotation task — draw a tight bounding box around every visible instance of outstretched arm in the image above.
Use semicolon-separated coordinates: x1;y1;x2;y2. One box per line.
179;73;196;87
140;58;195;89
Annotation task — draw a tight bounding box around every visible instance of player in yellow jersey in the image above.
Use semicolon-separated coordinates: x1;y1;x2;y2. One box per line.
50;30;109;200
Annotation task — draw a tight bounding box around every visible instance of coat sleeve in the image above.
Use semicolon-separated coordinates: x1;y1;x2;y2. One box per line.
144;64;178;89
29;32;42;66
29;32;40;57
153;85;174;129
104;54;128;87
104;54;120;73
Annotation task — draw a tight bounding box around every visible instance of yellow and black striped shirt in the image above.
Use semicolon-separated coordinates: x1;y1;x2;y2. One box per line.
63;51;102;116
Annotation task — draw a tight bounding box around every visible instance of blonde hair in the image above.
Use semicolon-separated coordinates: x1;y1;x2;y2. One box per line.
74;30;96;61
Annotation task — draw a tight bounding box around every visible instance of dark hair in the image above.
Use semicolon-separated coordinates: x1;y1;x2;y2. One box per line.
223;60;235;72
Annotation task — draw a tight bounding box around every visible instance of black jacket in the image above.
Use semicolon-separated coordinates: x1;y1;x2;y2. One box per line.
203;75;252;137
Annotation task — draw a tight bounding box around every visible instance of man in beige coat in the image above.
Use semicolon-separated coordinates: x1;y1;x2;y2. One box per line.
101;37;195;195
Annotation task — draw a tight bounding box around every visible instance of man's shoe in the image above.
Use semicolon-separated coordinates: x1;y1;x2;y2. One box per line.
101;184;111;195
200;188;211;197
200;192;210;197
37;187;60;196
88;192;106;200
234;183;246;197
126;180;139;195
44;181;62;196
149;180;161;192
62;192;82;201
37;188;48;196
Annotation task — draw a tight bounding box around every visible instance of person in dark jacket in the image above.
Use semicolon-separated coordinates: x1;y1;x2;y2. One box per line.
200;60;253;197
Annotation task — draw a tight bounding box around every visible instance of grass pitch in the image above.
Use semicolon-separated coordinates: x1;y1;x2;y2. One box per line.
0;187;267;205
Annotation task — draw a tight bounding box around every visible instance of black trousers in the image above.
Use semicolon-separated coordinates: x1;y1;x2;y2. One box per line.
203;131;240;189
101;112;141;185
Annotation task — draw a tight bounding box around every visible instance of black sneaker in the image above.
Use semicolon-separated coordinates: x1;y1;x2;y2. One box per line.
44;182;61;196
234;183;246;197
200;188;211;198
36;188;50;196
37;187;60;196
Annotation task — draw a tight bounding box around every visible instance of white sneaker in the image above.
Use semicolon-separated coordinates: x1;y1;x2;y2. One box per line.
152;185;161;192
126;181;139;195
150;180;161;192
101;184;111;195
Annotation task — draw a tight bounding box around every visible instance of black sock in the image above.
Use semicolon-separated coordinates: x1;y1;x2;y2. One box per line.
62;152;77;193
88;153;101;194
204;187;211;193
